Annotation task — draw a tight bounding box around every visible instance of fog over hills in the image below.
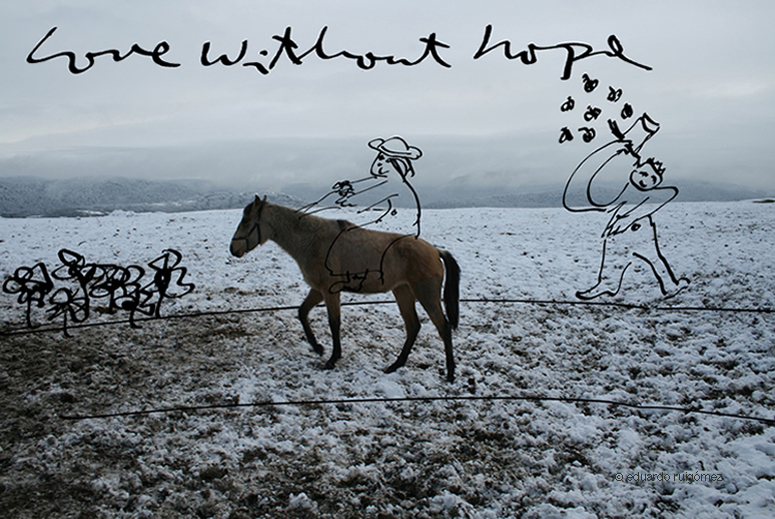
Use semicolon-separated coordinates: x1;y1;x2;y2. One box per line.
0;176;769;218
0;177;303;218
414;180;772;209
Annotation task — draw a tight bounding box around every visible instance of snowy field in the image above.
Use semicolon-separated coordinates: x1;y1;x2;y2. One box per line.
1;200;774;518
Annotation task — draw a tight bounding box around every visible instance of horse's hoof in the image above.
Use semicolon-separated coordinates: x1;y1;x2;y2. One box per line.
312;343;324;356
323;360;336;370
384;363;401;374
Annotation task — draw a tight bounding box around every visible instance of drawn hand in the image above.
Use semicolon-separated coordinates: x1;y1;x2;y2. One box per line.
333;181;354;198
605;214;641;237
332;181;357;207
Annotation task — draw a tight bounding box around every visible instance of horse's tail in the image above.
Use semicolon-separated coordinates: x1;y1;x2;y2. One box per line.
438;249;460;329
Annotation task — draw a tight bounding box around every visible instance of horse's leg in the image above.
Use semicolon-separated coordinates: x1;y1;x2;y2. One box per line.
415;281;455;383
299;289;324;355
323;291;341;370
385;284;421;374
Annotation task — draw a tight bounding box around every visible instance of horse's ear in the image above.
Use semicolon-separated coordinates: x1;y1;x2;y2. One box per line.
255;194;267;215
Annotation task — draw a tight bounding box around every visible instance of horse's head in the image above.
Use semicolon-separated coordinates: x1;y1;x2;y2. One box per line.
230;195;268;258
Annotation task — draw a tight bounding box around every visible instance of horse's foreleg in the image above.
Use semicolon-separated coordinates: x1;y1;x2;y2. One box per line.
323;292;341;370
299;289;324;355
385;284;420;374
416;282;456;383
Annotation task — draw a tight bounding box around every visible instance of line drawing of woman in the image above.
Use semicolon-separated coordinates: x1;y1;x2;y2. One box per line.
299;136;424;293
563;113;690;300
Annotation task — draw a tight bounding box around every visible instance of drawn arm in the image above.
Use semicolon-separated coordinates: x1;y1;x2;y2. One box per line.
357;195;397;226
604;185;678;237
563;140;630;212
297;176;384;215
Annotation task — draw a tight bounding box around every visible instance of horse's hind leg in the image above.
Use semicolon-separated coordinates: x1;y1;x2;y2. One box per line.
415;282;455;382
299;289;324;355
323;291;342;370
385;284;421;374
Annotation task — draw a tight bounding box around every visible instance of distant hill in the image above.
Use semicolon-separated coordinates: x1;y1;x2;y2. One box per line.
0;177;303;218
0;176;769;218
416;180;770;209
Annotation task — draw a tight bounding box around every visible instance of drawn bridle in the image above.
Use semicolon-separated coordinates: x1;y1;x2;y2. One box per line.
231;197;265;255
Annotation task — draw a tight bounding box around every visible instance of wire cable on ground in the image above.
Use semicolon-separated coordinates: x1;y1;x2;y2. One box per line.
59;394;775;426
4;298;770;427
2;297;772;337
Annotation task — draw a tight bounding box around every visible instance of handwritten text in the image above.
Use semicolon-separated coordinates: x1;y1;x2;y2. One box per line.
26;25;651;79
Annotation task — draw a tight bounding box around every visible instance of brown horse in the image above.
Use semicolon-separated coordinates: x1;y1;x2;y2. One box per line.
230;196;460;382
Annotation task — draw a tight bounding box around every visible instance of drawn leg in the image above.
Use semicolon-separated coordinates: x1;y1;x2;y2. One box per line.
415;281;455;382
323;291;342;370
576;238;630;300
328;270;369;294
325;226;371;293
632;217;689;298
385;284;421;374
299;289;324;355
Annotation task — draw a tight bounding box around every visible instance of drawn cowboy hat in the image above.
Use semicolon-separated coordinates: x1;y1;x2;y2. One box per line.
368;136;423;160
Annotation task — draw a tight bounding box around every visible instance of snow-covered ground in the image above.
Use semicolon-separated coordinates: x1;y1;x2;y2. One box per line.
1;200;774;517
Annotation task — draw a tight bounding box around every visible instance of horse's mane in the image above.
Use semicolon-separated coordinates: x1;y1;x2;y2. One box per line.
266;202;346;242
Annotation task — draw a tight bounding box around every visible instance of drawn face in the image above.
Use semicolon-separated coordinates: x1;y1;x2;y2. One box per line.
371;153;397;177
630;167;662;191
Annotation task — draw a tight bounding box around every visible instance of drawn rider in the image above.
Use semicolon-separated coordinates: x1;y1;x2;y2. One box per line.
300;136;424;293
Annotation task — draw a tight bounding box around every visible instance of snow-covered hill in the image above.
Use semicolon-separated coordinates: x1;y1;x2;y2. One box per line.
1;176;769;217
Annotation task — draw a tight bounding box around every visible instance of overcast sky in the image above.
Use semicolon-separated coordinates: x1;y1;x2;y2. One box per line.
1;1;774;193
